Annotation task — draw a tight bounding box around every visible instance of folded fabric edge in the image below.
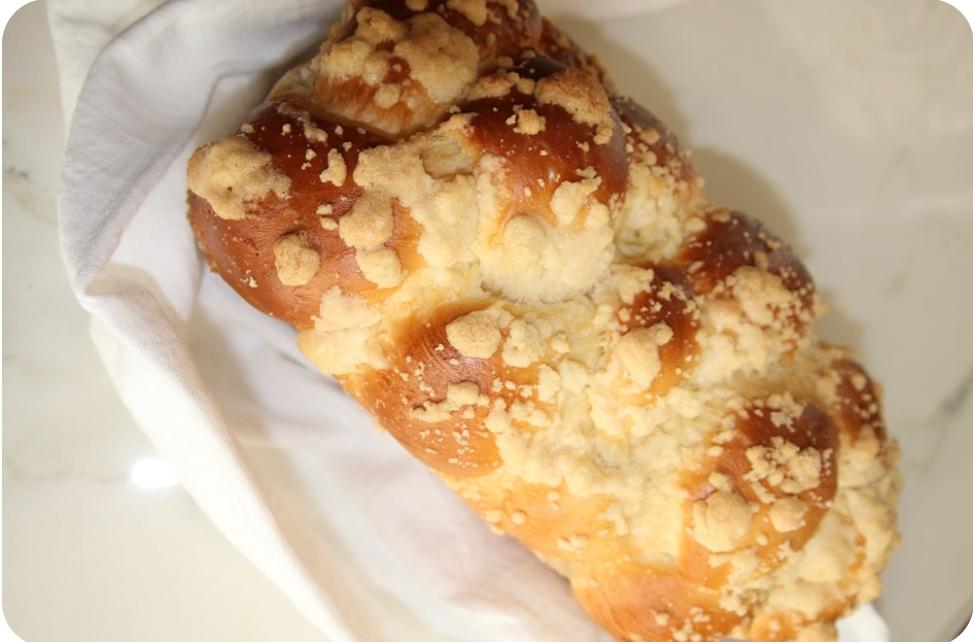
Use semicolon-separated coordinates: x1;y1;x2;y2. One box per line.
55;0;359;639
86;302;356;642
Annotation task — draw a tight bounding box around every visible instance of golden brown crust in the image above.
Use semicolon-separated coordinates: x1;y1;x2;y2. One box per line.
187;102;391;327
345;301;508;477
462;56;629;232
186;2;899;640
575;563;742;642
676;209;813;302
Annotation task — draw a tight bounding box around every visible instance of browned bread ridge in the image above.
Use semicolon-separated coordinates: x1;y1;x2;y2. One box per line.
186;2;900;640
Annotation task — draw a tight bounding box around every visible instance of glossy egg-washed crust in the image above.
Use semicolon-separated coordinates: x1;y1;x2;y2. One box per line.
186;1;900;640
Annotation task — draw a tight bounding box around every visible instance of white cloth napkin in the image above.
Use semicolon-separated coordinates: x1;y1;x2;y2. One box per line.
53;1;891;640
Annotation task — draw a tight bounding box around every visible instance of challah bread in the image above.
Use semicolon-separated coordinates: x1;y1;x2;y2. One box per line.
186;2;900;640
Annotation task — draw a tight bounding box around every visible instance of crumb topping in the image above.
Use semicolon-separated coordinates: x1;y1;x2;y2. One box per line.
536;68;613;142
187;136;290;220
446;0;488;26
338;191;394;249
187;5;900;640
692;491;754;553
273;232;320;286
512;107;545;135
356;247;403;288
319;149;347;186
446;309;502;358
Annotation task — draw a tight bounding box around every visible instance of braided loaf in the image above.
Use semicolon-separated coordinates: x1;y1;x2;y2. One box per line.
186;2;900;640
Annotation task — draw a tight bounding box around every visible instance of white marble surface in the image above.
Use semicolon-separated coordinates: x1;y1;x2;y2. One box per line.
2;4;325;641
4;1;973;641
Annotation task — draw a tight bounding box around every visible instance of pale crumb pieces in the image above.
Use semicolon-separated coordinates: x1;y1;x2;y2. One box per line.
319;149;347;186
507;72;536;95
410;381;480;423
273;232;320;286
639;127;660;145
512;108;546;135
187;136;290;221
468;74;514;101
769;498;808;533
314;286;381;332
746;437;823;495
501;318;544;367
446;310;501;359
536;69;608;126
446;0;488;26
355;247;403;288
337;192;393;249
373;83;402;109
535;68;614;143
616;323;672;389
692;491;753;552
